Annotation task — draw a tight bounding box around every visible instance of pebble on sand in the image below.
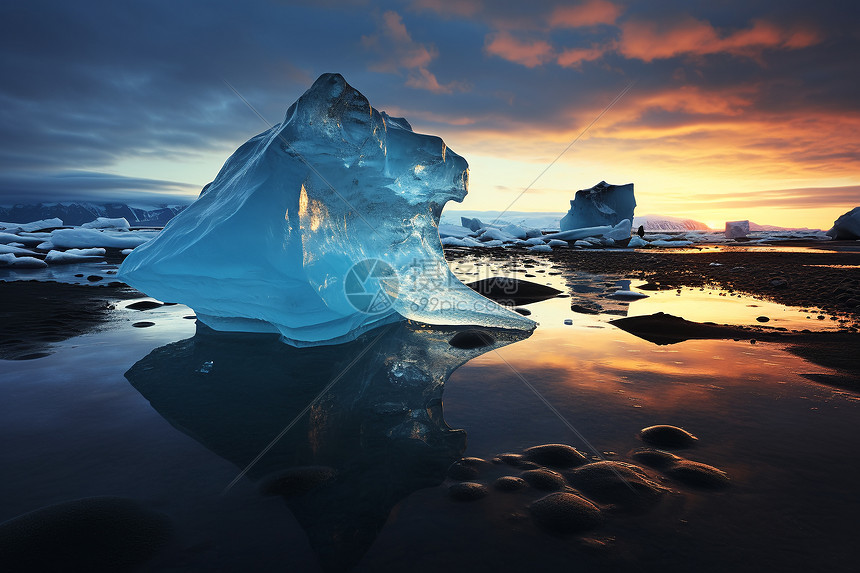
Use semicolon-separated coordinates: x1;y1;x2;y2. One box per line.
521;468;568;491
493;476;528;492
529;492;602;535
665;460;730;489
447;461;480;481
639;425;699;449
0;496;172;571
523;444;588;468
258;466;336;497
630;448;682;469
565;461;668;509
448;482;489;501
449;330;495;349
132;321;155;328
126;300;164;311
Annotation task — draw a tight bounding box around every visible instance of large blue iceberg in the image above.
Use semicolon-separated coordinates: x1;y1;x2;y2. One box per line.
560;181;635;231
119;73;535;345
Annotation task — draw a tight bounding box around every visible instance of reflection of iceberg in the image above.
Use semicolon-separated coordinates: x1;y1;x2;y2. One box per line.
124;322;530;571
119;73;534;346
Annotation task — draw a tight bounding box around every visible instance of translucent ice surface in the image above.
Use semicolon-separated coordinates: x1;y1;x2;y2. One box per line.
119;73;535;346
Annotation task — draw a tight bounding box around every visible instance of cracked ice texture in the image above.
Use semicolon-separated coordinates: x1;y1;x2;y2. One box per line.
560;181;635;231
119;73;534;346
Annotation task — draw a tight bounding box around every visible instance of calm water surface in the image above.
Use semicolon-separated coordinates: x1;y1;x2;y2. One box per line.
1;257;858;572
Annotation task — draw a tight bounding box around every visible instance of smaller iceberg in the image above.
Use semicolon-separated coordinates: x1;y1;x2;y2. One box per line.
826;207;860;240
724;220;749;239
560;181;635;231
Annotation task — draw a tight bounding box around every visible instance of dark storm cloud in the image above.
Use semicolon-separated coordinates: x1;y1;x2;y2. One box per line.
0;0;858;203
0;172;199;205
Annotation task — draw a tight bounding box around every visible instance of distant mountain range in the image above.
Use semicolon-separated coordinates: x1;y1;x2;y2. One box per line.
0;201;189;227
632;214;710;231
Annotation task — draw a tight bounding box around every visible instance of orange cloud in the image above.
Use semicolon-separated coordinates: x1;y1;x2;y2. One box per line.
550;0;621;28
619;17;820;62
557;45;609;68
485;31;554;67
362;11;462;93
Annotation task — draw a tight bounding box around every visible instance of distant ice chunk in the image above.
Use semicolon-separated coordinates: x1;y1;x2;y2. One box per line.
121;248;134;255
81;217;131;230
547;239;568;247
460;217;485;232
826;207;860;240
119;73;534;346
527;244;552;252
725;220;750;239
604;219;632;241
500;224;528;240
0;244;36;255
45;249;105;264
627;235;648;248
438;224;473;239
0;218;64;232
560;181;635;231
0;232;42;246
50;228;157;249
0;253;47;268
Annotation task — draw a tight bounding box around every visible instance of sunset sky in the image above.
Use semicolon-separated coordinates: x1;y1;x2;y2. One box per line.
1;0;858;229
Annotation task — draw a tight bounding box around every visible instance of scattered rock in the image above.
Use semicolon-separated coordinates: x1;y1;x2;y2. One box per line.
514;307;532;316
447;461;480;481
665;460;730;489
521;468;567;491
566;461;668;509
449;330;495;349
86;275;103;282
639;425;698;449
132;321;155;328
448;482;488;501
630;448;682;469
126;300;164;311
497;453;523;466
756;316;770;323
493;476;528;492
523;444;588;468
528;492;602;535
259;466;335;497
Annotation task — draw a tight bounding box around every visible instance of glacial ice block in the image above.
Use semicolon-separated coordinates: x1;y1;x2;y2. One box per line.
119;73;535;346
826;207;860;240
724;220;750;239
560;181;635;231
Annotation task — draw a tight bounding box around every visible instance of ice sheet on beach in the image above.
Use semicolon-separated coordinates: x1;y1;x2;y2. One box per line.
45;248;106;264
0;253;48;268
50;228;158;249
0;218;64;232
81;217;131;230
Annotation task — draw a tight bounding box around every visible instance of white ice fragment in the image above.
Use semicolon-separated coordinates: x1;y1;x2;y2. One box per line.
560;181;635;231
609;290;649;300
573;239;592;248
524;237;546;246
0;253;47;268
440;236;467;247
121;248;134;255
527;244;552;252
45;249;105;264
36;241;54;250
547;239;568;247
543;225;612;241
0;244;35;255
0;218;64;232
627;235;648;248
725;220;750;239
0;232;41;245
118;73;534;346
81;217;131;230
479;227;515;242
50;228;157;249
500;224;528;240
605;219;632;241
826;207;860;240
438;224;473;239
480;239;505;247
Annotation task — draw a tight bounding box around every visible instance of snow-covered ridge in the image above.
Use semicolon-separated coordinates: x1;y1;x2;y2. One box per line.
0;202;187;227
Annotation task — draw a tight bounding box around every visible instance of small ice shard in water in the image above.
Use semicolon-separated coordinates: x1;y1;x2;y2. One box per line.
560;181;635;231
119;73;535;346
826;206;860;240
724;220;749;239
